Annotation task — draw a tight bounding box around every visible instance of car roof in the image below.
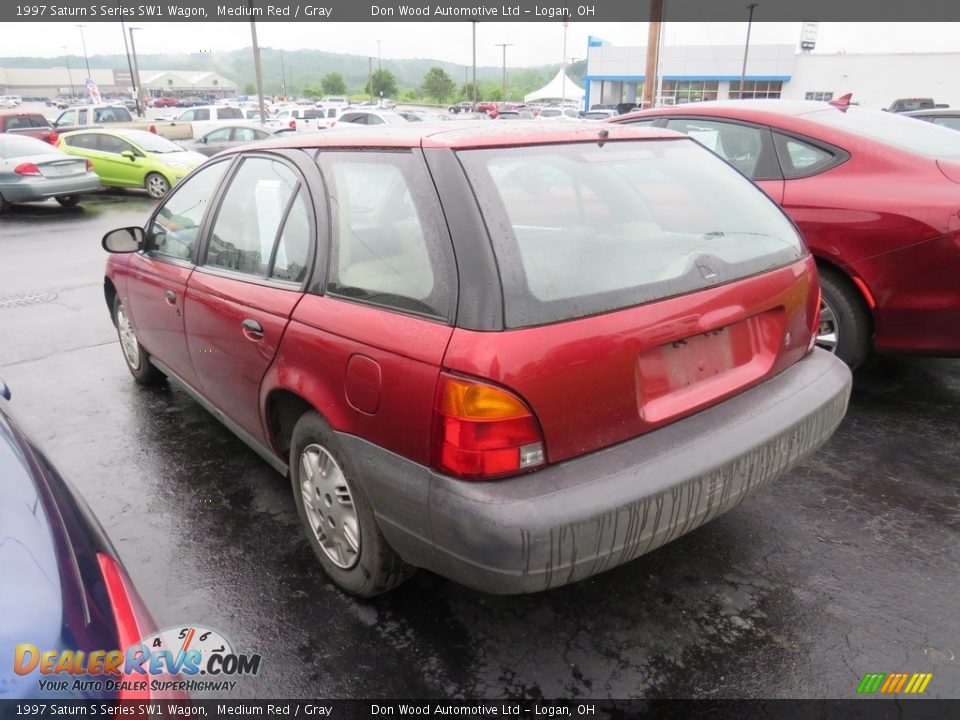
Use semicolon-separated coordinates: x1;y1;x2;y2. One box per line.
233;121;680;153
615;99;845;124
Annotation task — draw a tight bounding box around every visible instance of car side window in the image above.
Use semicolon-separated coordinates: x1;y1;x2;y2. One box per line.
146;161;230;262
195;109;211;121
219;108;243;120
180;110;195;121
77;109;88;124
252;129;270;140
233;127;260;142
340;113;362;124
623;118;658;127
64;133;98;150
56;110;76;127
665;118;766;178
318;152;453;318
205;157;300;277
205;127;232;143
98;135;134;156
271;188;311;283
933;117;960;131
771;132;838;179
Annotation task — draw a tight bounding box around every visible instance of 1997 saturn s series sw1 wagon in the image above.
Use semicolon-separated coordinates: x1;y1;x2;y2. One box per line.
101;123;851;596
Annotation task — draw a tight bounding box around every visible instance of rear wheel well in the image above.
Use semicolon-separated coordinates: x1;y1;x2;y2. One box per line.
104;277;118;327
813;257;873;324
266;390;314;462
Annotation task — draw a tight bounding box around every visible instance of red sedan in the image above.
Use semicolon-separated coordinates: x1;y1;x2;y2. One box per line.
613;101;960;367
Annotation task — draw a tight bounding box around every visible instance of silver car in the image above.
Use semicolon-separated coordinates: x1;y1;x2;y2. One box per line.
177;124;276;157
0;134;100;212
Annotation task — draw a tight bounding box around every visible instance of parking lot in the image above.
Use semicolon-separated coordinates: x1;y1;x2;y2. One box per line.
1;194;958;699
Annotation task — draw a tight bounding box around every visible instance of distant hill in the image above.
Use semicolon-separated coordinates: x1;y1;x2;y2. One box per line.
0;48;587;101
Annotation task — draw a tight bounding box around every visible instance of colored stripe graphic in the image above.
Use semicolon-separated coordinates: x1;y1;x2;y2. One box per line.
858;672;932;694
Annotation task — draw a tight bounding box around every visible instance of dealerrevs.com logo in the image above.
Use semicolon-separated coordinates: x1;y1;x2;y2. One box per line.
13;625;261;695
857;672;934;695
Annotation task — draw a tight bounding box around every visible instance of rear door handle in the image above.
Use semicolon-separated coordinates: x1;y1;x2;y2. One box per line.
164;289;177;305
242;318;264;339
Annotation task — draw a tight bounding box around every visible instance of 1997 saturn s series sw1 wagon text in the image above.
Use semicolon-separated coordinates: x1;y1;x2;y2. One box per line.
100;123;851;596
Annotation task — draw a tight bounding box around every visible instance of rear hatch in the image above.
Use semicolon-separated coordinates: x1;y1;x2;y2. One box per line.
449;138;817;464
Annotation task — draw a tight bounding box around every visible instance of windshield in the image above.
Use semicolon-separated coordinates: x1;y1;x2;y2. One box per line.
804;107;960;158
123;131;184;154
459;139;804;327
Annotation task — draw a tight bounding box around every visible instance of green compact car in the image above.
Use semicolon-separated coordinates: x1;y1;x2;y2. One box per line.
57;128;206;198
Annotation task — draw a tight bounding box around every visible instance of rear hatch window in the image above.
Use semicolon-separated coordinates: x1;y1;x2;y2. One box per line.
458;138;805;328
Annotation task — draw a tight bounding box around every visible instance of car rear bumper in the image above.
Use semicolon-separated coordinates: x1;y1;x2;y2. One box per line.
340;349;851;594
0;173;101;201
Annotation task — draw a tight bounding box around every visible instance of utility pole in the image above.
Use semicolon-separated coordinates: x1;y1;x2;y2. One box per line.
120;21;141;115
249;18;266;124
642;0;663;108
76;24;91;79
62;46;75;99
739;4;759;99
377;40;382;73
280;49;287;99
495;43;513;100
368;57;373;101
471;22;477;108
128;28;144;116
561;20;567;104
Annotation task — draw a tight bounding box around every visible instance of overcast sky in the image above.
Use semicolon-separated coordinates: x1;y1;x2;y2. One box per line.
0;22;956;68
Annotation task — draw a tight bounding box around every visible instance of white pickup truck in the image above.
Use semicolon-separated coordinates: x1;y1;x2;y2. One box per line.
169;105;245;139
267;106;338;132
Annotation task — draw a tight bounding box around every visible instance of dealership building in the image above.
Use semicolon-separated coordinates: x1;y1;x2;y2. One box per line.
0;67;236;99
584;38;960;111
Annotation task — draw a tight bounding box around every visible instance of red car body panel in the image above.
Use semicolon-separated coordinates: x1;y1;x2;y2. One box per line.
614;103;960;356
443;257;817;463
184;270;303;440
263;296;453;466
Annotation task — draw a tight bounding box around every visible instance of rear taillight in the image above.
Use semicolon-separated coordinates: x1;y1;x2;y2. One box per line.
85;159;93;171
288;119;296;129
48;132;59;145
433;373;545;480
14;162;41;176
97;553;152;700
149;124;157;134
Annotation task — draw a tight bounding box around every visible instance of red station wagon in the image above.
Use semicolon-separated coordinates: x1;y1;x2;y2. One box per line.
101;124;851;596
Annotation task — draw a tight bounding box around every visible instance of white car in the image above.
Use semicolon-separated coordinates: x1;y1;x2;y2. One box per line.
317;96;349;110
582;109;618;121
173;105;245;138
267;106;337;132
0;96;21;109
536;107;584;122
332;109;411;127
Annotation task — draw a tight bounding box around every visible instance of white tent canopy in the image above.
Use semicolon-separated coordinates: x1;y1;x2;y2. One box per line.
524;69;585;105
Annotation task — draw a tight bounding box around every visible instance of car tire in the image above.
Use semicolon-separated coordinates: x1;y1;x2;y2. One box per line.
56;195;81;207
145;173;170;199
817;266;872;369
0;193;9;214
113;296;166;385
290;411;414;598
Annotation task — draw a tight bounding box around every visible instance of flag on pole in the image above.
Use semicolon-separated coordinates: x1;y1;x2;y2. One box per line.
85;77;101;105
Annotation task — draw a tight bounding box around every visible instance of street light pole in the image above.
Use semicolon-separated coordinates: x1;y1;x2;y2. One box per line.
76;24;91;79
62;46;75;99
377;40;382;74
279;49;287;99
249;18;266;125
739;3;759;99
368;57;373;102
120;21;141;115
495;43;513;101
561;20;567;104
471;22;477;108
128;28;144;115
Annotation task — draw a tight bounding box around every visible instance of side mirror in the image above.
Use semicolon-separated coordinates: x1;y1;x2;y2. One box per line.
121;150;136;161
102;226;144;253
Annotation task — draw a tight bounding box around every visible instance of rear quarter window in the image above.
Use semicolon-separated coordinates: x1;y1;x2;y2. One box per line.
458;139;805;328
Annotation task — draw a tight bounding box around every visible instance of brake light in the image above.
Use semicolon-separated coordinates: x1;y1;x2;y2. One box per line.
14;162;41;176
288;119;296;129
97;553;152;700
47;132;59;145
149;124;157;134
85;159;93;171
433;374;545;480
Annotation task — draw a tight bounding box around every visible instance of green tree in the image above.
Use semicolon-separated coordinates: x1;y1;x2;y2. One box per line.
302;86;322;98
365;69;398;99
242;82;256;95
422;66;455;104
321;72;347;96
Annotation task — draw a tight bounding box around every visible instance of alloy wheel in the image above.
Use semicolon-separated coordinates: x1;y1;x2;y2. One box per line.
817;298;839;353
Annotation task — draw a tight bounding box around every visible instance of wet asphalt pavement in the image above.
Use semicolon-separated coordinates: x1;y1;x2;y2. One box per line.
1;194;958;700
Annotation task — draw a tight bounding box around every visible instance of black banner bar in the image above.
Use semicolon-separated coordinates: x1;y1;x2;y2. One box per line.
2;700;960;720
2;0;960;22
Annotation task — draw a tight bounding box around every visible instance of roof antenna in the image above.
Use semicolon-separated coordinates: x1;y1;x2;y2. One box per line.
828;93;853;112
